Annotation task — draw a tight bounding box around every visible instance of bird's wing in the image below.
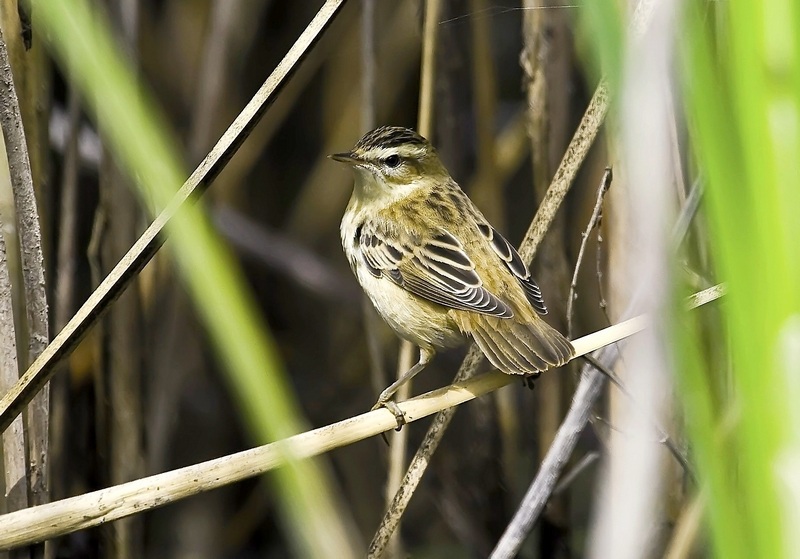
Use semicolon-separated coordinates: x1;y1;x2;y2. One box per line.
358;222;513;318
476;223;548;315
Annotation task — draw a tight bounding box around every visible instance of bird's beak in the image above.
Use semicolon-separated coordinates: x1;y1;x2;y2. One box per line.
329;151;362;165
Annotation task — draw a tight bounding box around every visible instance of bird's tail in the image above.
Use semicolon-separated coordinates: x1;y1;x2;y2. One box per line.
464;315;574;375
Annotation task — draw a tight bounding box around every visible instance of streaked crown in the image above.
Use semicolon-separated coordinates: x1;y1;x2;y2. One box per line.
354;126;428;152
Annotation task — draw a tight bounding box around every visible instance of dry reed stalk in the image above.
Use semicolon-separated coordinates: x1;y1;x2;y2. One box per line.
0;22;48;559
0;314;649;551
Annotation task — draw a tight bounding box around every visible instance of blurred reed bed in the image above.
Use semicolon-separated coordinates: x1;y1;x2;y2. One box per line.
0;1;792;558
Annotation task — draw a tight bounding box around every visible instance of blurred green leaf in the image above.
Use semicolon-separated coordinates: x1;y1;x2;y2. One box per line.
681;1;800;557
578;0;624;92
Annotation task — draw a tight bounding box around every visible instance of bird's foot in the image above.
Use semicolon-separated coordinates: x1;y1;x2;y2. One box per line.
371;399;407;431
523;372;542;391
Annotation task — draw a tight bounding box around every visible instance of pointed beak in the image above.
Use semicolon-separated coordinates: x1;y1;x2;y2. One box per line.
329;151;362;165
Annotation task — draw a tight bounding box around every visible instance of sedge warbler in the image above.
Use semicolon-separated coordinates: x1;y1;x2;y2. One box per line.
333;126;574;423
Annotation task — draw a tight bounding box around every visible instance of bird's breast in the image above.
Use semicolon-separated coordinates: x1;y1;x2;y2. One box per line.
340;210;462;350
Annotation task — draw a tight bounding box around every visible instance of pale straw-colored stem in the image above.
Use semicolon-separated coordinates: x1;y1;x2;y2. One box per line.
0;314;649;551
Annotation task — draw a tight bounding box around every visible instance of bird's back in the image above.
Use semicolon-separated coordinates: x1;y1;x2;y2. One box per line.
380;181;574;374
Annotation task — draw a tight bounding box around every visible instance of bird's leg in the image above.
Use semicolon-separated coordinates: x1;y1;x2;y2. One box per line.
372;347;435;429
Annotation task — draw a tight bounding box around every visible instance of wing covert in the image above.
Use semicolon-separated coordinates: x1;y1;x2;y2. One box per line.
477;223;549;315
357;225;513;318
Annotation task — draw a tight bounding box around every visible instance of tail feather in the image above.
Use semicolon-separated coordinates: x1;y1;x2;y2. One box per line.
481;322;548;371
471;324;523;373
506;325;551;369
467;316;574;375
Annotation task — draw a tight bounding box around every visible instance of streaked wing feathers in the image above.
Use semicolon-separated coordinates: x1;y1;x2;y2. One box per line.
477;223;548;315
358;226;513;318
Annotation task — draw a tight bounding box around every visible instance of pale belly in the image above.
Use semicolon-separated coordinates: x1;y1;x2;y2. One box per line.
341;203;466;351
355;264;464;351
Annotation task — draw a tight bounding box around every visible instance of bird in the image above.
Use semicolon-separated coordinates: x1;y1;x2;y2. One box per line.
332;126;574;424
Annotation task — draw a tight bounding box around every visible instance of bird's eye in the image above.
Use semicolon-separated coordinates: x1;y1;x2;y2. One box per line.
384;154;401;168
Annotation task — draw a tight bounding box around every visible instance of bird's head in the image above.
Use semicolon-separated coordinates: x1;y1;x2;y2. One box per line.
331;126;448;203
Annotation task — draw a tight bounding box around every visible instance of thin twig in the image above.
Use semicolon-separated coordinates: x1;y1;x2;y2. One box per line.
492;175;717;557
567;167;612;338
54;94;81;333
596;216;608;318
346;26;374;449
0;22;50;518
519;7;572;533
0;27;34;534
489;355;609;559
0;0;348;434
368;343;484;558
358;0;389;413
0;315;647;551
491;177;715;555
